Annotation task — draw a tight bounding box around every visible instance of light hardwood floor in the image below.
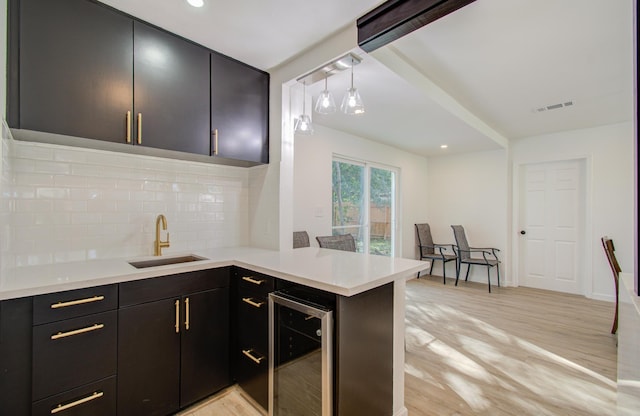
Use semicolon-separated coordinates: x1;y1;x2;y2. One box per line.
404;276;617;416
181;276;618;415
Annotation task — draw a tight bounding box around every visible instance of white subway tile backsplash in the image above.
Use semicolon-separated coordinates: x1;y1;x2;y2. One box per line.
2;138;250;267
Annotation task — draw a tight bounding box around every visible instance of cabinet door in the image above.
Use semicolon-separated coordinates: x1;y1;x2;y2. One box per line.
133;21;210;155
19;0;133;143
180;288;230;407
211;52;269;164
117;298;180;415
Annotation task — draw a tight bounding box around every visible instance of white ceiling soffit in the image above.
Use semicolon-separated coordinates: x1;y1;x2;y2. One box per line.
97;0;384;71
385;0;635;141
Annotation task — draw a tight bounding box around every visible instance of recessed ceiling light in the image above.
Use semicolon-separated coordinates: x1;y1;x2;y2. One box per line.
440;144;448;149
187;0;204;7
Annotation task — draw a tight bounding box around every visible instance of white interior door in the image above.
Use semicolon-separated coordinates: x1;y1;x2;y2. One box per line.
518;159;585;294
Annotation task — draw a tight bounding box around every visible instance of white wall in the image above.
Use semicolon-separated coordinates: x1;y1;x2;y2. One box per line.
293;124;430;258
426;149;509;284
511;122;635;300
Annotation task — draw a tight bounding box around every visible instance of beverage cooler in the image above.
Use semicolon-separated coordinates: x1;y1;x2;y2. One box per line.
268;287;334;416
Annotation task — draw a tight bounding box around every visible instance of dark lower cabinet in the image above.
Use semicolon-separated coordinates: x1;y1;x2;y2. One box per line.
117;298;181;415
0;297;33;416
118;270;231;415
180;288;230;406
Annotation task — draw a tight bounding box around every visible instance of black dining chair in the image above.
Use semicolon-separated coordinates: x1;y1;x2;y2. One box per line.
293;231;310;248
316;234;356;252
601;236;621;334
415;223;457;283
451;225;501;293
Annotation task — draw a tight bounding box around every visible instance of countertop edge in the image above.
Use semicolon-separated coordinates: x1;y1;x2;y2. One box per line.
1;248;430;300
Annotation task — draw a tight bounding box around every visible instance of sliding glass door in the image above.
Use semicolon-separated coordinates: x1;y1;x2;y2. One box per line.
332;157;397;256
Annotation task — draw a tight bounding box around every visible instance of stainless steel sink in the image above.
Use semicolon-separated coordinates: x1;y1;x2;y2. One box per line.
128;254;208;269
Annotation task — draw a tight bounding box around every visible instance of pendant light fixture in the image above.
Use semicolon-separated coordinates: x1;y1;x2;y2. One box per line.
314;75;336;114
340;56;365;115
294;81;314;135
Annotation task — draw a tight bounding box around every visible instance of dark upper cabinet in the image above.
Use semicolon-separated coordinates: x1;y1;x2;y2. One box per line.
133;22;210;155
17;0;134;143
211;52;270;164
13;0;215;158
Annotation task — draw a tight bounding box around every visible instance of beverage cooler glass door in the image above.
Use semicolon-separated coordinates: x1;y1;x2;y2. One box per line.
268;292;333;416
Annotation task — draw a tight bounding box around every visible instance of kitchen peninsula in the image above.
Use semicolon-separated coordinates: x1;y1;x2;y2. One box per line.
0;247;428;416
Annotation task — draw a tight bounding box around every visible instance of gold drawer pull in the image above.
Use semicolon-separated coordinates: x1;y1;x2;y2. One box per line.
137;113;142;145
242;276;265;285
242;349;265;364
185;297;190;331
125;110;131;143
51;323;104;340
51;391;103;414
213;128;218;155
175;300;180;333
242;297;265;308
51;296;105;309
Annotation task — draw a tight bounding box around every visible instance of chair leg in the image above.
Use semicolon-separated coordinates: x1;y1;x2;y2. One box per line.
429;261;435;276
442;258;446;285
454;261;460;286
464;264;471;282
497;264;500;287
487;267;492;293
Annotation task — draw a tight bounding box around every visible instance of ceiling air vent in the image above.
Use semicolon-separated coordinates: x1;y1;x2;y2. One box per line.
534;100;574;113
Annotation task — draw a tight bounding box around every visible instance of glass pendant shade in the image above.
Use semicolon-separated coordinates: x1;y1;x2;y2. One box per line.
340;57;365;115
314;77;336;114
294;81;313;135
294;114;314;134
340;87;365;115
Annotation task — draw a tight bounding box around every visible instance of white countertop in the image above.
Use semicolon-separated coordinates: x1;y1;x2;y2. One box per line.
0;246;430;300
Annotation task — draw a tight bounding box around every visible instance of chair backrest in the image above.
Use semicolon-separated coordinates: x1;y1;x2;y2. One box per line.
451;225;470;260
601;236;621;276
293;231;310;249
415;223;434;255
316;234;356;252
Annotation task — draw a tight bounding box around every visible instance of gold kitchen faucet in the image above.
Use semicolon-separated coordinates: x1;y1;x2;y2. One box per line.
154;214;170;256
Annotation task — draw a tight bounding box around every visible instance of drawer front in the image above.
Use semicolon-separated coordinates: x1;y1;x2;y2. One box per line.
32;376;116;416
33;311;117;401
237;285;269;353
236;268;274;294
236;347;268;410
33;284;117;325
120;267;229;307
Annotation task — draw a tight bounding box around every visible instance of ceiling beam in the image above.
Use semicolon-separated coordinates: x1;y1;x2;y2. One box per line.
357;0;476;53
371;46;509;149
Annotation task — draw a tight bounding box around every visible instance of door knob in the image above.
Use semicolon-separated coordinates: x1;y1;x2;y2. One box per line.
520;230;526;235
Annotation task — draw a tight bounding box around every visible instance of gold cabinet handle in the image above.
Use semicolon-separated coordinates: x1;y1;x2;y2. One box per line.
242;297;265;308
242;276;265;285
51;391;104;414
51;295;104;309
137;113;142;144
185;297;190;331
51;323;104;340
212;128;218;155
175;300;180;333
126;111;131;143
242;349;265;364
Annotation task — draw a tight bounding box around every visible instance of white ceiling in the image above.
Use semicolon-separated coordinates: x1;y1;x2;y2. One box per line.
98;0;636;157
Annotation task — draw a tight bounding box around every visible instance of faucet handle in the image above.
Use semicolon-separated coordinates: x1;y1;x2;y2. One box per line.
166;232;170;243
